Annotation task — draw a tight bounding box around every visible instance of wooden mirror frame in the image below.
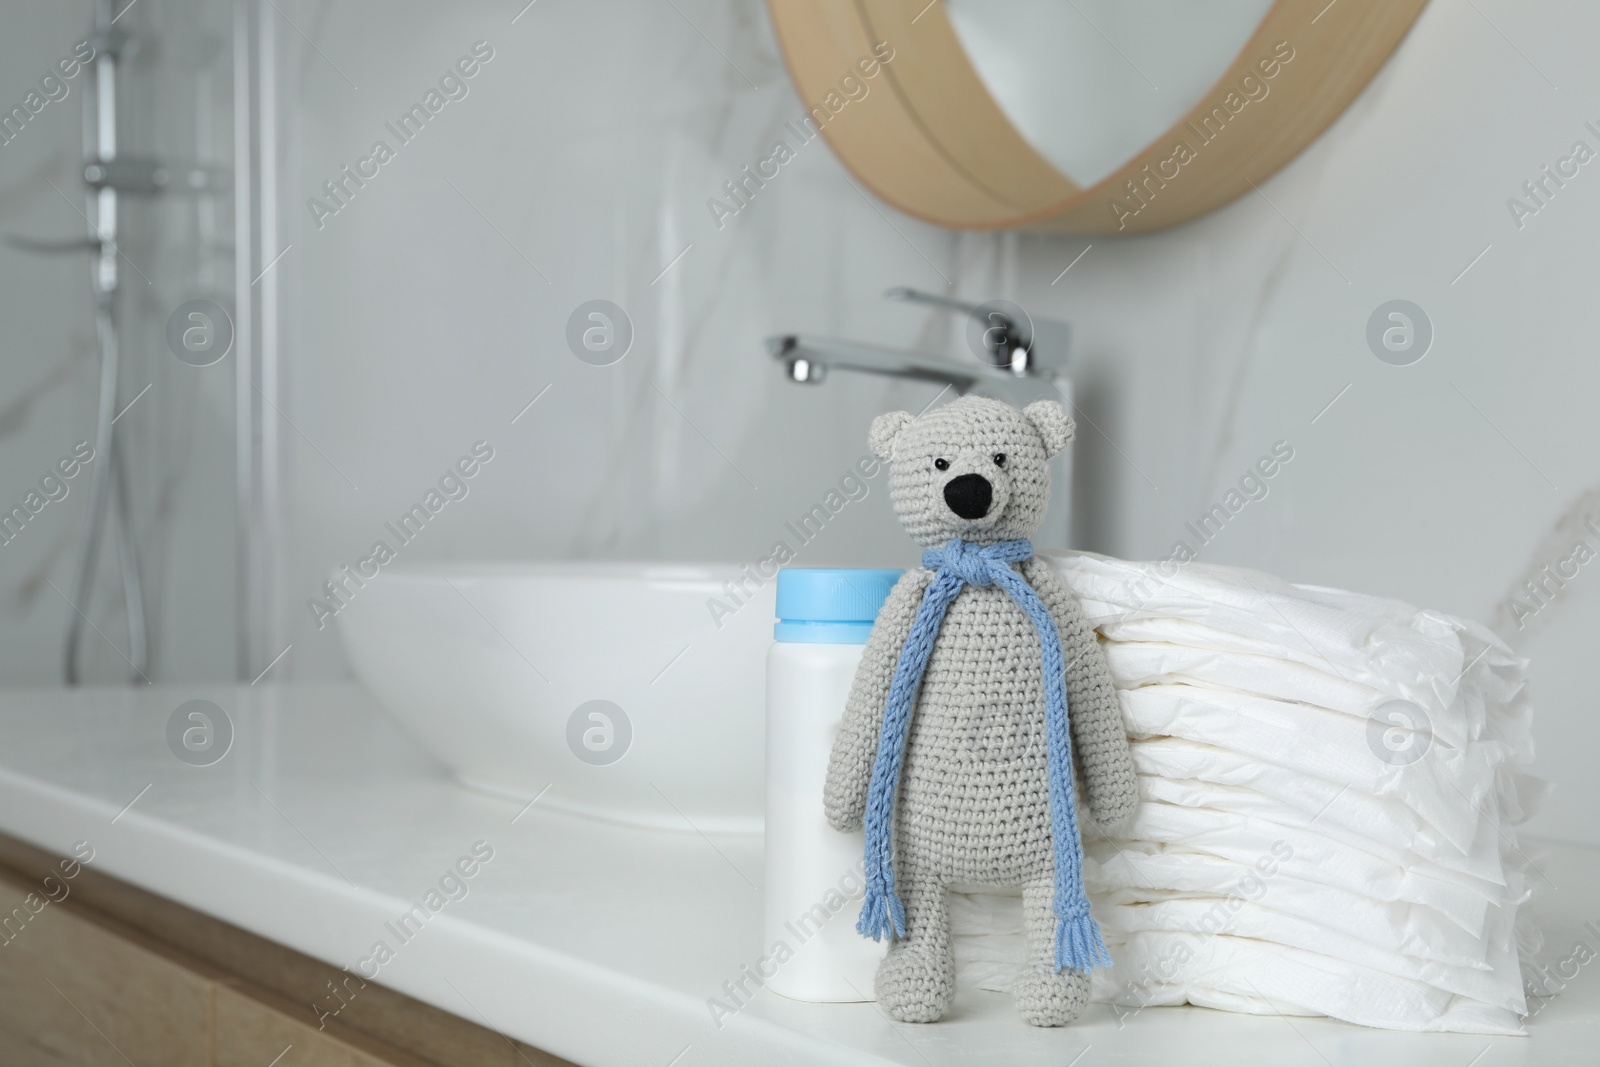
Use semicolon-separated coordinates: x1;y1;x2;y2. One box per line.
767;0;1428;234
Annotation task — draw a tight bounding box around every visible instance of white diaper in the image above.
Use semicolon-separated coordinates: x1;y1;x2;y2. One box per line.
944;552;1547;1035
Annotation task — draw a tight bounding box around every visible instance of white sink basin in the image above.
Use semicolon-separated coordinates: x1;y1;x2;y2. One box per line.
337;563;772;834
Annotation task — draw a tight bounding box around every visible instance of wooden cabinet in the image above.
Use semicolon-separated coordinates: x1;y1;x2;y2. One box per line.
212;984;436;1067
0;871;212;1067
0;837;571;1067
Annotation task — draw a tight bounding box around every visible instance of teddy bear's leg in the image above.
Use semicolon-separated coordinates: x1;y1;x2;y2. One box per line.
873;876;954;1023
1013;877;1092;1027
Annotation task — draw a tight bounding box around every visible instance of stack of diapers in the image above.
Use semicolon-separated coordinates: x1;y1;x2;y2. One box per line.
948;551;1546;1034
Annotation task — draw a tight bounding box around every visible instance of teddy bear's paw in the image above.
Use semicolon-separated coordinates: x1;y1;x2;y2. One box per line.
1013;964;1090;1027
875;943;954;1023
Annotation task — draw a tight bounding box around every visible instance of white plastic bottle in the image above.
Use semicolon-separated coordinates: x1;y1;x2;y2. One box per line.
764;567;902;1002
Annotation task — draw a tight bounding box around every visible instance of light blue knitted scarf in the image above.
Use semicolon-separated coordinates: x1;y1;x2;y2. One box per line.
856;537;1110;973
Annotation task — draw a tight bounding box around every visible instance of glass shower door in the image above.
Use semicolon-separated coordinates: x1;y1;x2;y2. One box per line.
0;0;240;684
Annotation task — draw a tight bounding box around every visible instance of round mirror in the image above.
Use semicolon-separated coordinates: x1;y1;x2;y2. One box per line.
768;0;1428;233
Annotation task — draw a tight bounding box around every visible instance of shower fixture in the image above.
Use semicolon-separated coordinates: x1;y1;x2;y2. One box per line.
4;0;221;682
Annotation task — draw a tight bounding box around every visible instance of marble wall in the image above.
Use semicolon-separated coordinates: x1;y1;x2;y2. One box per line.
275;0;1599;843
3;0;1594;846
276;0;1002;682
996;1;1600;847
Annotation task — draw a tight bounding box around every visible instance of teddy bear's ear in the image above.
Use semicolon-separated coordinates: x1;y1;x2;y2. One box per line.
869;410;915;462
1023;400;1075;458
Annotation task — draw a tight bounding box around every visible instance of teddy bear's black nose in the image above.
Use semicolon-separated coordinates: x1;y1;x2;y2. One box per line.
943;474;993;520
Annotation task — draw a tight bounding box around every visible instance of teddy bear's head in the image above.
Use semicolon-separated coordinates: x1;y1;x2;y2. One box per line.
870;395;1074;547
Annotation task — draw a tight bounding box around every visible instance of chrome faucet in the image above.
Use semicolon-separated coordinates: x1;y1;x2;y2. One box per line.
767;287;1070;407
770;287;1078;544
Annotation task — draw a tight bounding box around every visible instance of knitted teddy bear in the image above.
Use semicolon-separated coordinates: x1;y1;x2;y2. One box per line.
824;395;1137;1027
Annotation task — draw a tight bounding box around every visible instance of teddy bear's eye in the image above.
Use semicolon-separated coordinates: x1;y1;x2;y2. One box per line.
993;453;1007;467
933;458;950;471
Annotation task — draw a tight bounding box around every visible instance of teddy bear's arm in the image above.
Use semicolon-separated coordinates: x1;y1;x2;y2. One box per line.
1022;558;1138;834
823;567;936;834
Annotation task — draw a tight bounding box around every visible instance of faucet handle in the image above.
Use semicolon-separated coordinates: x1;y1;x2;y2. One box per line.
883;286;989;318
885;287;1068;377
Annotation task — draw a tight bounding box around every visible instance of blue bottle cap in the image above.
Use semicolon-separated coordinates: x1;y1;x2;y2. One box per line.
774;567;904;644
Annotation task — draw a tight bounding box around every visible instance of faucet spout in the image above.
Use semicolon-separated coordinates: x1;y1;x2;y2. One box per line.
766;334;1057;407
768;335;977;390
768;286;1071;407
768;292;1077;546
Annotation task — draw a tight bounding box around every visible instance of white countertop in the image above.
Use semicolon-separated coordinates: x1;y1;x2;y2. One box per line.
0;683;1594;1067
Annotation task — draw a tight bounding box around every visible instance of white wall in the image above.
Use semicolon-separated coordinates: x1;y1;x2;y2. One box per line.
278;0;995;681
1005;0;1600;847
276;0;1596;844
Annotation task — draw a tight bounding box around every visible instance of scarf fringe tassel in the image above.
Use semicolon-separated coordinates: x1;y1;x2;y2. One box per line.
1054;910;1111;973
857;885;906;942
